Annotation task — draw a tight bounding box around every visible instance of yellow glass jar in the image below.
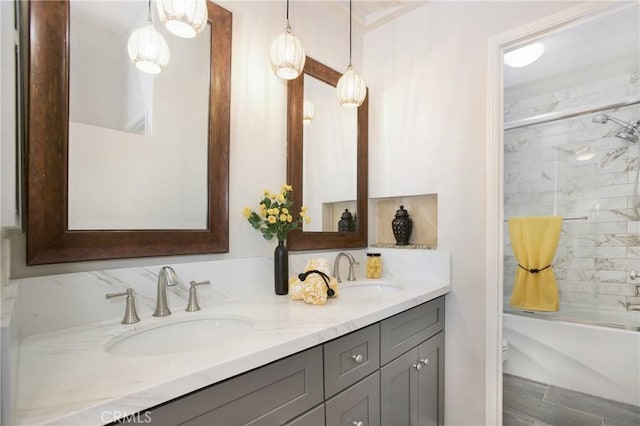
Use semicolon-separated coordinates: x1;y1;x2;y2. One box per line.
366;253;382;278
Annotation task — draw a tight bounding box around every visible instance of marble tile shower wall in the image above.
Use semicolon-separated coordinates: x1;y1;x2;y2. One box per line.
504;70;640;309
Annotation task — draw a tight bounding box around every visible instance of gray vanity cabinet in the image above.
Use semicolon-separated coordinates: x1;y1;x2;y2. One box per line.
379;297;445;426
114;296;445;426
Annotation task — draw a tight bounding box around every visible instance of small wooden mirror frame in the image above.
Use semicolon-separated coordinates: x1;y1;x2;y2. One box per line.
25;1;232;264
286;57;368;251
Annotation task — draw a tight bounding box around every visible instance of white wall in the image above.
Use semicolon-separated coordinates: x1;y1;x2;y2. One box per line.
363;2;579;424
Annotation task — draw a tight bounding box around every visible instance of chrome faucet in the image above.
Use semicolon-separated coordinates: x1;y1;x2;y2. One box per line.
333;252;358;283
153;266;180;317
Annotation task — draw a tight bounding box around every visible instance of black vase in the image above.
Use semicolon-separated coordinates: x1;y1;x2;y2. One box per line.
392;205;413;245
274;240;288;295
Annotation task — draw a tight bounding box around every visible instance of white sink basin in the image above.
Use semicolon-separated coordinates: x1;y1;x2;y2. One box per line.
105;315;254;357
339;280;404;296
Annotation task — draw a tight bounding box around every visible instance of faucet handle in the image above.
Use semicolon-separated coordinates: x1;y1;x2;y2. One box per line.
105;288;140;324
186;280;210;312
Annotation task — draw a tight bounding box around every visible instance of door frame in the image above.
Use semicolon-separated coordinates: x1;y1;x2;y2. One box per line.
484;2;635;424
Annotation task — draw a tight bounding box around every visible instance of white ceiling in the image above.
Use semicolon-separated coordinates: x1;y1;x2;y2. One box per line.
504;3;640;88
331;0;428;31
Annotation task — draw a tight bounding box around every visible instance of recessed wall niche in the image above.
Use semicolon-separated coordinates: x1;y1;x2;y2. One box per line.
372;194;437;248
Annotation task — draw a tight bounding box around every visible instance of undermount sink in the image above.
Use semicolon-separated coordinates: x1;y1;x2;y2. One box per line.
105;314;254;357
339;280;404;296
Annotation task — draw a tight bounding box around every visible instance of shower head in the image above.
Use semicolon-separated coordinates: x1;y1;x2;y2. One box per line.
592;114;640;143
592;114;609;124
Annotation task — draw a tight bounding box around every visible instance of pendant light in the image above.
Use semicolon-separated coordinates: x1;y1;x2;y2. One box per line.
270;0;306;80
337;0;366;107
127;0;170;75
156;0;208;39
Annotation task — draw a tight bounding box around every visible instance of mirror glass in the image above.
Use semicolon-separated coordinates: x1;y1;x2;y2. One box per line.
68;2;209;230
286;57;368;251
25;1;231;264
302;74;357;232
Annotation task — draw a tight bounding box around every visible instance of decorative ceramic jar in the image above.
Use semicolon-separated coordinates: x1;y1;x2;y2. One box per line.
392;205;412;245
338;208;356;232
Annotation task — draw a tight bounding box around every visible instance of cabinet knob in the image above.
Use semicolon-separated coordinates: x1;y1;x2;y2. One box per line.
352;421;364;426
420;358;430;366
412;362;422;371
351;354;364;364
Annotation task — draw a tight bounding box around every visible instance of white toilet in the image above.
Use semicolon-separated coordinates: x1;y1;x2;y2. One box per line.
502;339;509;363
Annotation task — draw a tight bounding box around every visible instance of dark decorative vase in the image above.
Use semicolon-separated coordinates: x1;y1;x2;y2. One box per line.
338;209;356;232
392;205;413;245
274;240;289;295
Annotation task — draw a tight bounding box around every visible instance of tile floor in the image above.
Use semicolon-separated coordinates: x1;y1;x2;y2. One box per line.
503;374;640;426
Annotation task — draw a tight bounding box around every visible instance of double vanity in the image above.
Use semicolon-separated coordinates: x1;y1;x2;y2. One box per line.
7;249;450;425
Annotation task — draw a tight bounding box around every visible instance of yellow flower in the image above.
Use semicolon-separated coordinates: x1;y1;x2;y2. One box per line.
259;204;267;217
281;184;292;192
268;215;277;224
287;214;293;223
268;207;279;216
242;207;252;218
304;216;311;224
281;208;289;214
280;214;288;222
276;193;285;202
263;190;272;198
301;205;308;212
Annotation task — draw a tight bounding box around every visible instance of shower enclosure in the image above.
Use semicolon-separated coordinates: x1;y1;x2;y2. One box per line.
501;3;640;406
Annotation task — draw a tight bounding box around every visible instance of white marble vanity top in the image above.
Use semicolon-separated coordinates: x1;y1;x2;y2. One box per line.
12;249;450;425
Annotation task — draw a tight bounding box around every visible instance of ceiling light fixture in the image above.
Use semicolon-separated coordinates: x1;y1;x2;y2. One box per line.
127;0;170;75
336;0;366;107
156;0;208;39
270;0;306;80
504;42;545;68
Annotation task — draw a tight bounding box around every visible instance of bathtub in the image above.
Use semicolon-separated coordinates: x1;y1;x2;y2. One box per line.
503;306;640;406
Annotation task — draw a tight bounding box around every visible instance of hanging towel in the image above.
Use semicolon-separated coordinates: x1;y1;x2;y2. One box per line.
508;216;562;312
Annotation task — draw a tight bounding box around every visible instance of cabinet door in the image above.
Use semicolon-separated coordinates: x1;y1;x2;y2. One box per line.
128;346;323;425
417;332;444;426
380;348;418;426
326;371;380;426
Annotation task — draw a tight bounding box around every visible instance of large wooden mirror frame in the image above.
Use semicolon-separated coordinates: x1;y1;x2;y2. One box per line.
286;57;368;251
25;1;231;265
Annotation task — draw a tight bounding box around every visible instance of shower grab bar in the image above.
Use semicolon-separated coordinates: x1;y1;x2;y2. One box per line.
505;97;640;131
503;216;588;223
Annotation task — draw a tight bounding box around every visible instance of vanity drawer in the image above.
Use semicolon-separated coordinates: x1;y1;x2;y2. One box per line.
324;323;380;398
380;296;445;365
130;346;323;426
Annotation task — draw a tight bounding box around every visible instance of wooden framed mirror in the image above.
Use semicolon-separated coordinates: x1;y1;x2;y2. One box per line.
25;1;231;265
286;57;368;251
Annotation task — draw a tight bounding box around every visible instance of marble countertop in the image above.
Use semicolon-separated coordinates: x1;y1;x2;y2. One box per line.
15;276;449;425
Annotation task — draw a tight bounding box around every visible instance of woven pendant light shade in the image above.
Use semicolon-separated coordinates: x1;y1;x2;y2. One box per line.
337;65;366;107
156;0;208;39
127;23;170;75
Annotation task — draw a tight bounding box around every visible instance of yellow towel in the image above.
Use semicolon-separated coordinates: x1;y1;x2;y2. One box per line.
508;216;562;312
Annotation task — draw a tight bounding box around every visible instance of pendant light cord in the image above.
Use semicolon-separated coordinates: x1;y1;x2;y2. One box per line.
348;0;353;67
285;0;292;32
146;0;152;24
